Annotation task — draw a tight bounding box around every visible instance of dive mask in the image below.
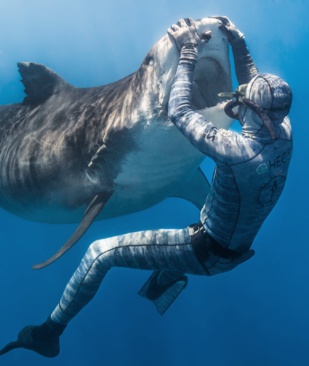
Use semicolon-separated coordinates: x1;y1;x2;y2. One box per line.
218;84;279;140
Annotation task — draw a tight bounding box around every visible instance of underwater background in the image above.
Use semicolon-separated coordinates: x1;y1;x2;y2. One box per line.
0;0;308;365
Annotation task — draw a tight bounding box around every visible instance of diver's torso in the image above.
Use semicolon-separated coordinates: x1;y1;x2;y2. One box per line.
200;117;293;252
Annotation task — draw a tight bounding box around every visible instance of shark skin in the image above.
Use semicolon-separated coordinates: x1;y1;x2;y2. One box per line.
0;17;233;267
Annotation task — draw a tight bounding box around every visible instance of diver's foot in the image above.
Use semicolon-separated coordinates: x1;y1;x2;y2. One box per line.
0;326;59;358
0;317;66;358
20;325;60;357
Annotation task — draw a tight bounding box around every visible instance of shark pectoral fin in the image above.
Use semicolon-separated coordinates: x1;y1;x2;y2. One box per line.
172;168;210;210
32;191;112;270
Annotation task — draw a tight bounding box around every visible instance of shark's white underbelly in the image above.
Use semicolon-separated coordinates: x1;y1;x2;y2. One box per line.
101;121;205;218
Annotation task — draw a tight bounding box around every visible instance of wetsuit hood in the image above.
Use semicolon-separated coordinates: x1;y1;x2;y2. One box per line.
239;73;292;138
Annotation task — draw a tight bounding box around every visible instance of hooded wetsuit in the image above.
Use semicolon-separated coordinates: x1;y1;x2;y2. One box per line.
47;39;292;326
168;45;293;254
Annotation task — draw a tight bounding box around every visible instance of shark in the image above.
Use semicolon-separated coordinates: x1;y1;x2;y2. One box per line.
0;17;233;268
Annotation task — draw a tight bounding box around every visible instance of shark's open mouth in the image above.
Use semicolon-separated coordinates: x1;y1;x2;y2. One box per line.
192;56;232;110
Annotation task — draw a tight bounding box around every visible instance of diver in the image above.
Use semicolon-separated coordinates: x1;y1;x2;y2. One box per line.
0;16;293;358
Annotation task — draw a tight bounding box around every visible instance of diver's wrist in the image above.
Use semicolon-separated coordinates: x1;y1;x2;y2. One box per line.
179;44;198;64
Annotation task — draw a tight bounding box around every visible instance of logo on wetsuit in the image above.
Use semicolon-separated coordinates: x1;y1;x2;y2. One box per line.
256;149;292;175
256;148;291;206
268;149;291;171
256;163;267;175
258;176;286;206
205;127;217;141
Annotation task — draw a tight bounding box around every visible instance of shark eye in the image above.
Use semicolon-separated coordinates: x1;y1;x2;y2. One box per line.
145;56;154;66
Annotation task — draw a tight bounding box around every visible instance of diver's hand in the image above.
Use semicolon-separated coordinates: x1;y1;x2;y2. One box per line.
168;18;211;51
211;16;244;43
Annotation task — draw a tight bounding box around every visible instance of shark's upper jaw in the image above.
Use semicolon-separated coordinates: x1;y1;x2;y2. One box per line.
192;56;231;110
158;55;231;117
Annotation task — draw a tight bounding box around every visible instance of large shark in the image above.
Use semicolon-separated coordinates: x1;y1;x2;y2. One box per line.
0;17;233;268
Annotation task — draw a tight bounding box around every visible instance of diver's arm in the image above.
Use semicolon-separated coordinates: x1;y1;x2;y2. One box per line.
231;37;258;84
168;44;234;159
213;16;258;84
168;19;243;160
168;44;212;148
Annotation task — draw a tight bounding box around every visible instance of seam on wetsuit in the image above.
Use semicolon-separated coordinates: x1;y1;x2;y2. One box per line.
61;239;194;316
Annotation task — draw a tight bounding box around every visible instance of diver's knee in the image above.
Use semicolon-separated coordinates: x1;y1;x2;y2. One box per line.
87;237;119;261
88;239;102;253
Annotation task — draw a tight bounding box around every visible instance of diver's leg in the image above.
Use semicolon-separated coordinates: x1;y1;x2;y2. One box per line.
138;223;203;314
51;227;206;324
0;228;206;358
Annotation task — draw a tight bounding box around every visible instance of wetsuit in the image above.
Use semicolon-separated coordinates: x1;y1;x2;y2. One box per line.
46;35;292;329
169;44;293;255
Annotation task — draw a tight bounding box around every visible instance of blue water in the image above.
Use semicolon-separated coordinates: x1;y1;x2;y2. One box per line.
0;0;308;365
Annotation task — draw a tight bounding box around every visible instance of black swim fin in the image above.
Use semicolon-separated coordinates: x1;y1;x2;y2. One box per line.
0;317;65;358
139;270;188;315
32;191;112;269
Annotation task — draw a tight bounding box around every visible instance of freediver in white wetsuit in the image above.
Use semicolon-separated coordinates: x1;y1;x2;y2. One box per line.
0;16;293;358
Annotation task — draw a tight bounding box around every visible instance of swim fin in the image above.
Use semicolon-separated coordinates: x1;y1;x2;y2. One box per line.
139;270;188;315
0;317;65;358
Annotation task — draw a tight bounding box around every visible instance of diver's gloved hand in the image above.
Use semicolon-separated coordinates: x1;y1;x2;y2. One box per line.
0;317;65;358
211;16;244;44
207;249;255;276
168;18;211;51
